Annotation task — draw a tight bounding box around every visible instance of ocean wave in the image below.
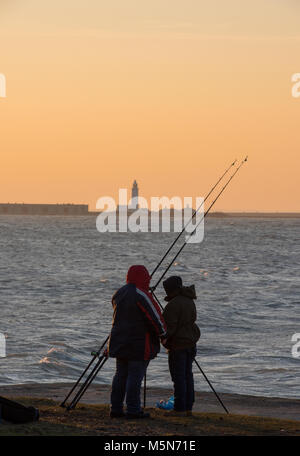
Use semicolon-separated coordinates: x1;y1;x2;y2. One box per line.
0;217;299;398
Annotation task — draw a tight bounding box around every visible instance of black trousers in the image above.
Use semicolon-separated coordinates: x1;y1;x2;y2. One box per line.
168;347;196;411
110;358;149;414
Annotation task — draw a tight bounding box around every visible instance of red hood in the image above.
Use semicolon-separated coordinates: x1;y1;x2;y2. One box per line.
126;265;151;291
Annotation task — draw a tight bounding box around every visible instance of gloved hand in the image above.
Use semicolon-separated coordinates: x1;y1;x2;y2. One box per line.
161;338;168;348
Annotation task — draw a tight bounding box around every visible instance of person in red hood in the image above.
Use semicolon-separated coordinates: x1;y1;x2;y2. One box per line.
108;265;166;419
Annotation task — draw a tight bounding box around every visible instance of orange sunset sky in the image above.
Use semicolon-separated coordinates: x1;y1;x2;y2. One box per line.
0;0;299;211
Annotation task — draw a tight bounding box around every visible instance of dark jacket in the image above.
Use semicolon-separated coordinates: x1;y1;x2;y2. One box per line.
108;265;167;361
162;285;200;351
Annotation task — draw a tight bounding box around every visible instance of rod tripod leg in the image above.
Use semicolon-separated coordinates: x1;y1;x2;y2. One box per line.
70;356;108;410
68;356;108;410
194;359;229;414
60;354;98;407
60;336;109;408
66;356;105;410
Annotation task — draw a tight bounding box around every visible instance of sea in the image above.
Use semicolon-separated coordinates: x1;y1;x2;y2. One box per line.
0;215;299;399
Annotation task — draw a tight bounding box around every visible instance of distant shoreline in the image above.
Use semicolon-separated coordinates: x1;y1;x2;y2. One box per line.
1;211;299;218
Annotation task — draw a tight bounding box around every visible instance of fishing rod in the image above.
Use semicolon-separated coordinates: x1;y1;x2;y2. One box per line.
151;156;248;292
60;337;109;409
144;158;248;411
144;158;244;410
62;157;247;410
150;159;237;279
67;352;108;411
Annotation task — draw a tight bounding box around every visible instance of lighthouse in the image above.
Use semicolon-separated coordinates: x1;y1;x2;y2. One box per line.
130;180;139;209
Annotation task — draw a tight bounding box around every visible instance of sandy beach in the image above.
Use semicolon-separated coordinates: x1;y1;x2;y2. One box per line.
1;383;299;422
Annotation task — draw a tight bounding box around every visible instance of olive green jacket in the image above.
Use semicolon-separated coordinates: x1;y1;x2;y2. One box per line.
162;285;201;351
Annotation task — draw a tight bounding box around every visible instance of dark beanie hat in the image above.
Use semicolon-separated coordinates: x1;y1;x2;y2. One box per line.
163;276;183;299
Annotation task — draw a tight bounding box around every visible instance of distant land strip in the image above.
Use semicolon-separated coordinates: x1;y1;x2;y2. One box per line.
0;203;299;218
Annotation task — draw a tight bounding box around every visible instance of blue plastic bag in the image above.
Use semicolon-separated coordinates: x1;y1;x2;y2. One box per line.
156;395;174;410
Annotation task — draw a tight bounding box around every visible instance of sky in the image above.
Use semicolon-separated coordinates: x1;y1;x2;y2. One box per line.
0;0;299;211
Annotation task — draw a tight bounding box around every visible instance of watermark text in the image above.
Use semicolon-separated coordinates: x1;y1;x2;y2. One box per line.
0;332;6;357
96;190;204;243
0;73;6;98
291;333;300;358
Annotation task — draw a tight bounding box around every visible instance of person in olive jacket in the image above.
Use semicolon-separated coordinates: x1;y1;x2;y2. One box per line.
161;276;200;416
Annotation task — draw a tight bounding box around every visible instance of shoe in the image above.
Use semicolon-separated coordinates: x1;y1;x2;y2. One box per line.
125;411;151;419
164;410;186;417
110;411;126;418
